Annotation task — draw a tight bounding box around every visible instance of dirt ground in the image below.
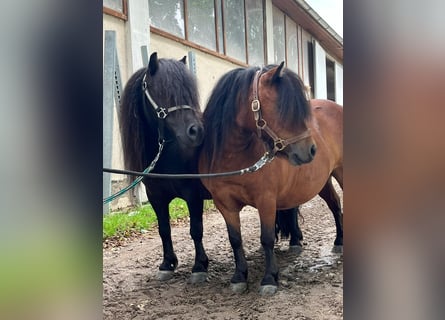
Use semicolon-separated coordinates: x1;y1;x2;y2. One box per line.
103;189;343;320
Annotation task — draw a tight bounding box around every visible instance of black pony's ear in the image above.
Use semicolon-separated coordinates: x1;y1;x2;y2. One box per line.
271;61;285;83
147;52;159;76
179;56;187;64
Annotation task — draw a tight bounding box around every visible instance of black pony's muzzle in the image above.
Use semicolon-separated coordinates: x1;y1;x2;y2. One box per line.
187;123;204;145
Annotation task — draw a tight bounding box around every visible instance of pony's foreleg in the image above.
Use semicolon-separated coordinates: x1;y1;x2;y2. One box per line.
220;207;248;293
187;198;209;283
150;199;178;280
319;178;343;252
259;204;279;295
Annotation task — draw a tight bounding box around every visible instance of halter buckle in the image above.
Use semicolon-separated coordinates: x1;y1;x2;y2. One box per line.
274;139;286;151
251;99;260;112
157;108;168;119
256;118;267;129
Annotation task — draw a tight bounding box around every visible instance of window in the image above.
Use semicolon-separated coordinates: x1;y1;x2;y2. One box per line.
188;0;217;50
246;0;265;66
224;0;247;62
285;18;298;73
326;58;336;101
307;41;315;98
104;0;124;12
149;0;185;38
272;7;305;75
149;0;265;65
103;0;127;20
273;6;285;64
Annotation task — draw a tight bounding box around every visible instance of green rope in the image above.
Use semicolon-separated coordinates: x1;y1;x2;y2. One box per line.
103;140;164;204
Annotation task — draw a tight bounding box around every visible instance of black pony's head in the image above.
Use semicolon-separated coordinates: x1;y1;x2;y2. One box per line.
119;52;203;173
142;52;203;148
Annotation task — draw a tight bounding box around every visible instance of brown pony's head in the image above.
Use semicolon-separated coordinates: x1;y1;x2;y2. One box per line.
251;63;316;165
202;64;316;171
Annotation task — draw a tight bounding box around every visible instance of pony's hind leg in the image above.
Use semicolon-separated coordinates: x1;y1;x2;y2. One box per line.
187;198;209;283
318;178;343;252
332;166;343;189
275;207;303;253
290;207;304;253
150;198;178;281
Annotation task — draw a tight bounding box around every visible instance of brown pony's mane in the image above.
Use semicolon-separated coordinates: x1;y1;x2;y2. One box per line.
202;64;310;170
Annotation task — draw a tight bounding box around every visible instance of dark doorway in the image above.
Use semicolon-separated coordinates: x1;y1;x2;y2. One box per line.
326;58;336;101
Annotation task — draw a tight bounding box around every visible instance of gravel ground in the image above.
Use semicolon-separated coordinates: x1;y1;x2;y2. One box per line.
103;187;343;320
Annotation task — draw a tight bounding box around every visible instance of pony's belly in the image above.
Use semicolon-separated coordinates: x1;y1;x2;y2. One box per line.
276;166;330;208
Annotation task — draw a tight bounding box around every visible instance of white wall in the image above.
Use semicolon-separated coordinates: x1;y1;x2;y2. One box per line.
335;62;343;105
125;0;150;73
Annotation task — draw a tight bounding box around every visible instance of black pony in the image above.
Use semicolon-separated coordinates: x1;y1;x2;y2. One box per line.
119;52;210;283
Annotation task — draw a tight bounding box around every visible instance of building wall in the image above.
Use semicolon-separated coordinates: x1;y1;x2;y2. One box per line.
103;0;343;210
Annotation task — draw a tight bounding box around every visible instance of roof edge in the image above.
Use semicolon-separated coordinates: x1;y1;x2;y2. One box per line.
293;0;343;46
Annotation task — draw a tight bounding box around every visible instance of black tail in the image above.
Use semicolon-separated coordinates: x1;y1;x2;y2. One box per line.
275;207;302;243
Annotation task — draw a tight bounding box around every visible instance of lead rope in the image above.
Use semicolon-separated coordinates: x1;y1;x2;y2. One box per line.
103;139;165;204
102;151;275;179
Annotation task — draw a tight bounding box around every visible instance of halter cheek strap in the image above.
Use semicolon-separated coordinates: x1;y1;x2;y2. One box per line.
251;70;311;154
142;74;193;119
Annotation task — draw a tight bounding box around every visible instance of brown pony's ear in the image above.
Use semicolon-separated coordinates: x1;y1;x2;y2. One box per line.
179;56;187;64
271;61;285;83
147;52;159;76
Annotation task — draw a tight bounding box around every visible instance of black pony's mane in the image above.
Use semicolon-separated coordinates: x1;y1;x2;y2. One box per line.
202;64;310;169
119;58;200;177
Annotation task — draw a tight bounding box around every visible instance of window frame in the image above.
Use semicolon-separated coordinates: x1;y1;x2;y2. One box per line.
103;0;128;21
149;0;267;66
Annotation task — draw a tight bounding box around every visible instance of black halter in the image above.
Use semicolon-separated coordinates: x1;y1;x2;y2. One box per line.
142;74;195;141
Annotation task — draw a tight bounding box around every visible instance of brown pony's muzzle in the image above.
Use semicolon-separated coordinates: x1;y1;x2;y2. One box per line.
286;138;317;166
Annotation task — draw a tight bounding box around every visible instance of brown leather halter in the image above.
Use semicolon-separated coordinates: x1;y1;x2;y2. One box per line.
251;70;312;154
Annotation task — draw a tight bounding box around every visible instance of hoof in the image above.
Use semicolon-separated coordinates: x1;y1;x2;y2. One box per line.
288;245;303;254
259;284;277;295
189;272;207;284
157;270;174;281
332;245;343;254
230;282;247;293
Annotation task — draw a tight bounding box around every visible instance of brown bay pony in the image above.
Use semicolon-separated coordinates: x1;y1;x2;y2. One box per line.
199;63;343;295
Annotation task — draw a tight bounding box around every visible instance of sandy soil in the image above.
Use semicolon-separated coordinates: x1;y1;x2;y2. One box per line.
103;190;343;320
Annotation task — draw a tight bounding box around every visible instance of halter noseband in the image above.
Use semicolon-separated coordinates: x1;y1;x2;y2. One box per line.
251;70;312;154
142;74;194;119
